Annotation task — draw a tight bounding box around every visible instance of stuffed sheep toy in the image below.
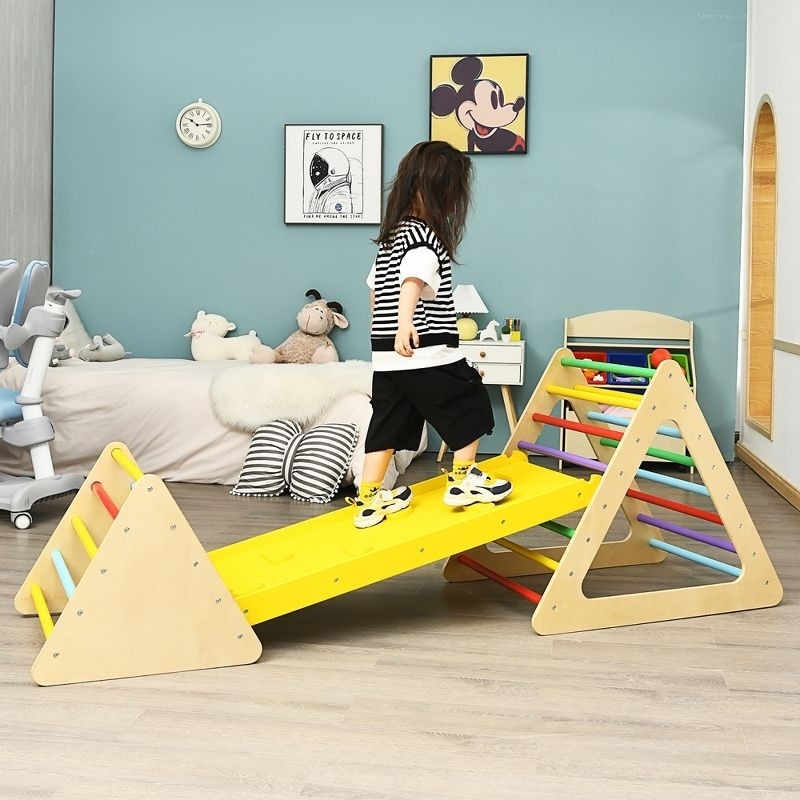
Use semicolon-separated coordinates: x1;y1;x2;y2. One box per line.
185;310;262;361
250;289;348;364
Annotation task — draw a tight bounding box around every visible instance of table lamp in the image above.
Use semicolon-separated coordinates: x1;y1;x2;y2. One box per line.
453;284;488;341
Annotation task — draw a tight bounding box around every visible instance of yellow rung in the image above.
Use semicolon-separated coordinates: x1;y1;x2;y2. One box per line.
71;515;98;558
30;584;54;639
495;537;559;572
547;384;641;410
111;446;144;482
572;384;640;405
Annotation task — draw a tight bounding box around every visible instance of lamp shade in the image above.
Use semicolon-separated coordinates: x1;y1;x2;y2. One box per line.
452;284;488;314
452;284;488;340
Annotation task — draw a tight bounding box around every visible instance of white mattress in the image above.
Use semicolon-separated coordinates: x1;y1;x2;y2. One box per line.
0;358;424;488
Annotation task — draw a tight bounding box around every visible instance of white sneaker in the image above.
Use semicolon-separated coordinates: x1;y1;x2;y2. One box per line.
347;486;412;529
443;466;513;507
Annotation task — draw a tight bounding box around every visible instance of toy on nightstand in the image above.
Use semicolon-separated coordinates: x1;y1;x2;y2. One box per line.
479;320;500;341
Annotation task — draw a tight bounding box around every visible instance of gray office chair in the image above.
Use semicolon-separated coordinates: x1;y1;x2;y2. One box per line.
0;260;85;529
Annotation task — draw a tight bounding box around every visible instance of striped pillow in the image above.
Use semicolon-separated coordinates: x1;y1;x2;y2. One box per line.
231;418;358;503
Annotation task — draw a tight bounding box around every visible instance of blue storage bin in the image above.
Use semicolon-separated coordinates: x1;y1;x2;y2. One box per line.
607;352;649;385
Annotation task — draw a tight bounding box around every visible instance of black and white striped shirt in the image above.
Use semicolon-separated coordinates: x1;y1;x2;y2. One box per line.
369;217;459;354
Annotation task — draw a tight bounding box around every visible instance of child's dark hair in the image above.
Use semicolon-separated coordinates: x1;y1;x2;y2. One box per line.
376;140;473;259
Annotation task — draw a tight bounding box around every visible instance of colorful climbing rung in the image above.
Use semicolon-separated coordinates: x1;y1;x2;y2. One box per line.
547;384;641;410
495;536;559;572
111;446;144;482
457;554;542;604
71;515;98;558
91;481;119;518
30;584;54;638
50;550;76;599
649;538;741;578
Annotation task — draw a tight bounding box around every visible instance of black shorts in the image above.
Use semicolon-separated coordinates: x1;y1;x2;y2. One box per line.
364;359;495;453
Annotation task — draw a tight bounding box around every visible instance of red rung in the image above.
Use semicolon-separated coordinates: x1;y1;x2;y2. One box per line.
457;554;541;604
626;488;722;525
532;412;623;441
91;481;119;518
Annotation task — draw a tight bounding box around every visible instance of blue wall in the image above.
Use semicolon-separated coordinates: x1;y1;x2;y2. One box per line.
52;0;746;457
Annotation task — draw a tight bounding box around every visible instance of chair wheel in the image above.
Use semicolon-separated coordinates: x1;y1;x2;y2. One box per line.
12;512;32;530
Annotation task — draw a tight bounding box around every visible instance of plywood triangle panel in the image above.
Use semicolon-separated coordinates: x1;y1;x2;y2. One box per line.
27;473;262;686
444;350;783;635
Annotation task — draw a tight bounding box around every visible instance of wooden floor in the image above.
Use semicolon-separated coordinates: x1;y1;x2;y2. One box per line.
1;453;799;799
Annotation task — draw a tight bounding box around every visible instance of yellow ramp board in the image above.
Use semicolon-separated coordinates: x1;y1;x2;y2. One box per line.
209;450;599;626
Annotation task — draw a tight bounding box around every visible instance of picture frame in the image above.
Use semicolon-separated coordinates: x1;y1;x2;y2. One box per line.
429;54;529;155
284;123;383;224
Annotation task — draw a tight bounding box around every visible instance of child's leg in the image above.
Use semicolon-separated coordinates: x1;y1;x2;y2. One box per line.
349;449;413;529
444;439;513;507
359;449;395;501
451;440;480;479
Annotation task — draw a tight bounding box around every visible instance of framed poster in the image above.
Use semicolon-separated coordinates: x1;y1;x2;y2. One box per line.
284;123;383;224
430;54;529;154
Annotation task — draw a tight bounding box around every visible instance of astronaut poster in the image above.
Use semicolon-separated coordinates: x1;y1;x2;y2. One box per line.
284;124;383;224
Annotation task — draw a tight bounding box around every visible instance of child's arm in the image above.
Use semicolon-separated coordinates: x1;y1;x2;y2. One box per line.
395;278;425;356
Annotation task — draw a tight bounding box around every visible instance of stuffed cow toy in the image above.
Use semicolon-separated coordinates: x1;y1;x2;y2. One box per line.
250;289;348;364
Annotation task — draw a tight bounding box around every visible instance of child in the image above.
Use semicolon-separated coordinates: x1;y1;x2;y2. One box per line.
348;140;513;529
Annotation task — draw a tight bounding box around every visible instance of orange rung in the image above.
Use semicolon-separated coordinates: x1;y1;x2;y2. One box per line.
91;481;119;518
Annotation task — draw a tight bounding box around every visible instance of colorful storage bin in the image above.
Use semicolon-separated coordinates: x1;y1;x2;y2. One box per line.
607;352;649;386
573;351;607;384
648;352;692;386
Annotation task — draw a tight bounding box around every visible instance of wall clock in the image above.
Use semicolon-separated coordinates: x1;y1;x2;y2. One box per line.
176;99;222;148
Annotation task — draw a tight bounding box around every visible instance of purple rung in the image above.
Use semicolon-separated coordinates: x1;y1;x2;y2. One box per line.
519;441;606;472
638;513;736;553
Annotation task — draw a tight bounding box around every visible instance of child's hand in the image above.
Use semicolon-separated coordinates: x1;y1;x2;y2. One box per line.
395;323;419;356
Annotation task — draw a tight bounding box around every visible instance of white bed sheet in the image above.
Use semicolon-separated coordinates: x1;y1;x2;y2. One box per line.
0;358;424;488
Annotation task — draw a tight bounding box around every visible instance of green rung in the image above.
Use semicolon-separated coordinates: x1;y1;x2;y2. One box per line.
562;356;655;379
599;437;695;468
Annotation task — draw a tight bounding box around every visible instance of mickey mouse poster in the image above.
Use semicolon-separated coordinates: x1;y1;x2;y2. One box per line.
430;54;529;155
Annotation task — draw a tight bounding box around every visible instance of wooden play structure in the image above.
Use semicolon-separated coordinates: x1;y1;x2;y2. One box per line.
14;349;783;685
444;348;782;633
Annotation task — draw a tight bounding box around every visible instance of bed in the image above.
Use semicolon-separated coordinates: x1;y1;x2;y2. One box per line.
0;357;426;491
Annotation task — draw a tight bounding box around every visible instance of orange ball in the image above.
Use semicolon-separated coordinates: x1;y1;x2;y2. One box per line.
650;348;672;367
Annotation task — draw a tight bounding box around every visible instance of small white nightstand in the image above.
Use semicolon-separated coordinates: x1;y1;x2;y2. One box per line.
437;339;526;461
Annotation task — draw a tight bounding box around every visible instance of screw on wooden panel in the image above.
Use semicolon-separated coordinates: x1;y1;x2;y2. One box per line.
215;598;221;604
123;527;130;533
193;561;199;567
237;634;243;639
53;652;59;658
170;524;177;531
419;548;425;553
77;610;83;616
147;486;153;492
100;568;107;574
334;577;339;583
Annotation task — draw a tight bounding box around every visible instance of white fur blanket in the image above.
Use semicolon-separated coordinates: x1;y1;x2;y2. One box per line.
209;360;373;431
